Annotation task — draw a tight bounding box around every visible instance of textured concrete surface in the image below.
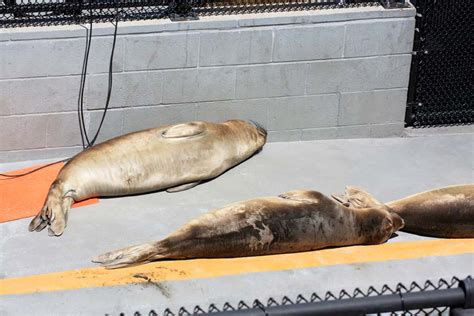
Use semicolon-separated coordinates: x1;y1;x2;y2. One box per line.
0;5;416;161
0;132;473;315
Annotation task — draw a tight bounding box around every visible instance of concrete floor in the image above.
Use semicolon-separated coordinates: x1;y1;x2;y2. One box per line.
0;132;473;315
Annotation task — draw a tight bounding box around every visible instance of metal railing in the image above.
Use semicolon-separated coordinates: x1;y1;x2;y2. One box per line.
116;276;473;316
0;0;407;28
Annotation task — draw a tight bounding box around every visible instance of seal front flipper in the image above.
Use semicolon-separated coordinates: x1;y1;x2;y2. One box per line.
278;190;323;203
161;122;206;139
166;182;201;193
332;186;384;209
330;193;350;207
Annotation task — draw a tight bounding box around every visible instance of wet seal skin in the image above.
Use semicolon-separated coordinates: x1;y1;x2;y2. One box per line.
29;120;267;236
92;190;404;269
332;184;474;238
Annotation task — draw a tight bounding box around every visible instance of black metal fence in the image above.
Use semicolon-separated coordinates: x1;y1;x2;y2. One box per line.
405;0;473;127
116;276;473;316
0;0;403;28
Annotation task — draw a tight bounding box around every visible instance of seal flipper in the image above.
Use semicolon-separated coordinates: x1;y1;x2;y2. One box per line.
333;186;385;209
161;122;206;139
331;193;351;207
92;242;166;269
28;180;73;236
278;190;323;203
166;182;200;193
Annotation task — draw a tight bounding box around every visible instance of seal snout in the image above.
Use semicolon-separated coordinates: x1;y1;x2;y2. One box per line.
247;120;268;139
391;212;405;231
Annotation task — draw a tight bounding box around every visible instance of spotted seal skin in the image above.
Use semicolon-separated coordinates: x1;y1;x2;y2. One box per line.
29;120;267;236
332;185;474;238
92;190;404;269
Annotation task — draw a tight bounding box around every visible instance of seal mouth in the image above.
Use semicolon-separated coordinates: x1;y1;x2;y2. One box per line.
248;120;268;139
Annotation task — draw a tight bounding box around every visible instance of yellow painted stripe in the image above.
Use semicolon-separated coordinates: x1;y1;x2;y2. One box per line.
1;239;473;296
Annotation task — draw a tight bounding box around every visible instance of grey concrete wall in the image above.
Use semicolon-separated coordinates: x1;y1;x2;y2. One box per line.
0;5;415;162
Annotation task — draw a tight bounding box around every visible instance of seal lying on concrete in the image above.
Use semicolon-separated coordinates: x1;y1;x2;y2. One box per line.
29;120;267;236
92;190;404;268
332;185;474;238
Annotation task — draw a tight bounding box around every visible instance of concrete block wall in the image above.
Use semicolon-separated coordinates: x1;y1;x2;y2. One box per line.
0;5;415;162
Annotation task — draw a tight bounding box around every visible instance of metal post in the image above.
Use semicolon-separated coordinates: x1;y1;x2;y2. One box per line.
201;278;473;316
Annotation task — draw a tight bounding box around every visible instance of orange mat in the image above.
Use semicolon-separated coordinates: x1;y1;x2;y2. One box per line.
0;163;98;223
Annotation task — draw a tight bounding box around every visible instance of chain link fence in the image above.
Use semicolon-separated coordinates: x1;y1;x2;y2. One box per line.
113;276;472;316
406;0;473;126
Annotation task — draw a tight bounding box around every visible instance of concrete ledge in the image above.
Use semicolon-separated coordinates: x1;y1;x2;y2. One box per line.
1;5;415;41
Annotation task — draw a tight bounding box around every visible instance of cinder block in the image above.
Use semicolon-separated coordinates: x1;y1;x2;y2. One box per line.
196;99;269;125
268;94;339;130
8;25;85;41
86;71;163;109
0;36;124;79
369;123;404;137
273;24;344;62
122;104;197;135
301;127;338;141
163;67;236;104
237;11;309;27
305;55;412;94
46;112;83;147
0;146;83;163
199;29;272;66
339;89;408;126
162;16;239;32
344;18;415;57
236;63;306;99
336;124;372;139
306;6;416;24
0;76;81;116
87;108;124;144
267;130;302;142
0;115;47;151
124;32;199;71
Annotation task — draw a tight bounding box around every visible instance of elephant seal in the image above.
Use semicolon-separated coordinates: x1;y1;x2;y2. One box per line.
332;184;474;238
29;120;267;236
92;190;404;268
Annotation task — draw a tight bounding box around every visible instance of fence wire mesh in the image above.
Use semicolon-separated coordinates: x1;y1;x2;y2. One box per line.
406;0;473;126
115;276;470;316
1;0;380;27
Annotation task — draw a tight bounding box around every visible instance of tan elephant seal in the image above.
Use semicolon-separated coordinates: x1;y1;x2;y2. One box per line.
92;189;404;269
29;120;267;236
332;184;474;238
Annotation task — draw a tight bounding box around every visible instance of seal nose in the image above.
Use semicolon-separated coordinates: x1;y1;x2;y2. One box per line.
392;213;405;231
247;120;267;139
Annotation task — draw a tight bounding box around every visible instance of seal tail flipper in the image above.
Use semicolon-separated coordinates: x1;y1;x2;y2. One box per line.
28;180;73;236
92;242;166;269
